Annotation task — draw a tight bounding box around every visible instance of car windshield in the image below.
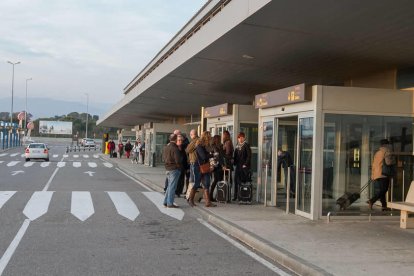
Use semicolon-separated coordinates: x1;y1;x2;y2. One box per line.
29;144;45;149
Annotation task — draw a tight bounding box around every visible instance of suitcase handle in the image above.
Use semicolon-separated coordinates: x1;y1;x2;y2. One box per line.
223;168;231;182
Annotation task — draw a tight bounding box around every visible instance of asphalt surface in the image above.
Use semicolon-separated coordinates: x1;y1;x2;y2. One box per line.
0;142;290;275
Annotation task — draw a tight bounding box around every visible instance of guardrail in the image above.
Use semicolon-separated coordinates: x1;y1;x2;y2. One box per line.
66;145;100;153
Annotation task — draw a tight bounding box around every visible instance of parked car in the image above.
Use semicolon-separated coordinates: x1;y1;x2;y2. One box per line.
25;143;49;161
83;138;96;147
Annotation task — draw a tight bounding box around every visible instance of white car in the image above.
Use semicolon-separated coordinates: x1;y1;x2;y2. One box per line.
83;138;96;147
25;143;49;162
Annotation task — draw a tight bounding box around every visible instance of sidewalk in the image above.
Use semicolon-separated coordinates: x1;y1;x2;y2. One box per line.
104;154;414;276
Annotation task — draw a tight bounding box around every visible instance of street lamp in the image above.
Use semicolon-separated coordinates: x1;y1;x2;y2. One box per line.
85;93;89;138
25;77;32;136
7;61;21;125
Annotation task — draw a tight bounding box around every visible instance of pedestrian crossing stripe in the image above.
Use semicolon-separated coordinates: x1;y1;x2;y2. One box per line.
73;162;81;168
7;161;20;167
57;162;66;168
0;191;183;222
0;153;103;159
24;162;34;167
2;161;109;169
40;162;50;168
10;153;19;157
0;153;8;157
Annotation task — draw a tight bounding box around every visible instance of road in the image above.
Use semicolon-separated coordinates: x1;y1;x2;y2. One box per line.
0;141;291;275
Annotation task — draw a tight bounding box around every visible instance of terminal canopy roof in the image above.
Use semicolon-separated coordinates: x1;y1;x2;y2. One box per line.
98;0;414;128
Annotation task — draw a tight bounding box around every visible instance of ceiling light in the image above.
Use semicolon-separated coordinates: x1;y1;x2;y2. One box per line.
187;82;193;85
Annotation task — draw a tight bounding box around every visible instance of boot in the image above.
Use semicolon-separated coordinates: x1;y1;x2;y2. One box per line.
204;189;216;207
209;183;217;202
188;188;197;207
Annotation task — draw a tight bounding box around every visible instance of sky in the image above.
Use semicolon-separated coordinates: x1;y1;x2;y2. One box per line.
0;0;207;110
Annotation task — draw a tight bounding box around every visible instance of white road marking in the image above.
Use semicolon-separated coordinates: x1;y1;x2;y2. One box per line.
73;155;79;158
0;219;30;275
88;162;97;168
53;154;58;158
10;153;19;157
142;192;184;221
20;154;25;158
23;191;54;221
63;154;69;158
103;162;113;168
0;153;8;157
11;171;24;176
0;161;4;164
0;191;16;210
57;162;66;168
84;171;95;177
71;192;94;221
83;154;89;158
7;161;20;167
40;162;50;167
42;156;65;191
198;218;291;276
73;162;81;168
107;192;139;221
93;154;99;158
24;162;34;167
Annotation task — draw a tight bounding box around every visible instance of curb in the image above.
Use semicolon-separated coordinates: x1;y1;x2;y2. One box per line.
196;207;332;276
108;156;331;276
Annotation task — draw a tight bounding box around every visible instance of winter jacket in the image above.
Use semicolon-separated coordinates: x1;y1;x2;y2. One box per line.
234;141;252;169
163;142;182;171
185;137;200;163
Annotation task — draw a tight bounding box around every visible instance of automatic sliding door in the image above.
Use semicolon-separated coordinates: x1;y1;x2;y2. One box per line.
297;117;313;214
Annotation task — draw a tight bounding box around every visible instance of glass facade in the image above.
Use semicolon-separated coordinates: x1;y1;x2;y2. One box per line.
260;121;273;204
322;114;414;215
297;117;313;213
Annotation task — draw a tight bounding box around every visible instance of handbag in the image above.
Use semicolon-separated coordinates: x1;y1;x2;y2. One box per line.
382;159;395;177
199;161;212;174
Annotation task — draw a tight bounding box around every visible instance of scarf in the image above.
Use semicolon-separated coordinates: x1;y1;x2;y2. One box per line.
236;141;246;151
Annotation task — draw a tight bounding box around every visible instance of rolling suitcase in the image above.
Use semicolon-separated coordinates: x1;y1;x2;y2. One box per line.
336;180;371;210
238;182;253;204
217;169;231;203
112;152;117;158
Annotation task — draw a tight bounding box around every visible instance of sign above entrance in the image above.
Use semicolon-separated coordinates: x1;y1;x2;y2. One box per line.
204;103;232;118
255;84;310;109
143;122;153;129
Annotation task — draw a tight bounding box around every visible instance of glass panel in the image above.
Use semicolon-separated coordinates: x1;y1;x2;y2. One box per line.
240;123;259;173
297;117;313;214
322;114;414;215
276;117;298;212
155;132;170;164
261;121;273;204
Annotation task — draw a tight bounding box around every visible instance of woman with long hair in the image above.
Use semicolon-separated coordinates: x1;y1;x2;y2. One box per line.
210;135;224;202
195;131;216;207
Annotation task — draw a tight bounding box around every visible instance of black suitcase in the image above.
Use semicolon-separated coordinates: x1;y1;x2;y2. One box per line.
112;152;117;158
238;182;253;204
336;180;371;210
217;169;231;203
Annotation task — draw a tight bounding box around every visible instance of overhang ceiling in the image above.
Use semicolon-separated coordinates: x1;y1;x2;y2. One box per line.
99;0;414;128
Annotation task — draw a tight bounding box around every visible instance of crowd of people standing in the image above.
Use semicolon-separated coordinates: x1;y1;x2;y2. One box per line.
163;129;252;209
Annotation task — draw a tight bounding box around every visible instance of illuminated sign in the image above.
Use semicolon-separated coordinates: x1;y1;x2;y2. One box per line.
255;84;310;109
204;103;232;118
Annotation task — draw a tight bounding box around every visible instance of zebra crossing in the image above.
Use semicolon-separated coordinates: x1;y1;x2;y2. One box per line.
0;153;101;159
0;191;184;221
0;160;114;169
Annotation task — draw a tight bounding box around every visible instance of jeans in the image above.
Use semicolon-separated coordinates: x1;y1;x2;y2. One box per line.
163;169;181;206
201;172;211;190
190;163;201;189
370;177;389;208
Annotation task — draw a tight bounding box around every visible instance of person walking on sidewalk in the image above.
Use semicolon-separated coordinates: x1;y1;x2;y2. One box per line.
108;139;115;158
118;142;124;158
233;132;252;201
124;139;132;159
367;139;395;210
185;129;201;207
132;141;140;164
196;131;216;207
222;130;234;189
163;134;182;208
176;134;189;197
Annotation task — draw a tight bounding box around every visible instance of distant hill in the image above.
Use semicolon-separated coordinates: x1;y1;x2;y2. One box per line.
0;97;112;119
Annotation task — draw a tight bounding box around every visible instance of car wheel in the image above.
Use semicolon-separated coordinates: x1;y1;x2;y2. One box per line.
45;158;49;162
26;158;30;162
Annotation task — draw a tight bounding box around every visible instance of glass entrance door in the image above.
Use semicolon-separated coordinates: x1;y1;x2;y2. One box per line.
275;117;298;213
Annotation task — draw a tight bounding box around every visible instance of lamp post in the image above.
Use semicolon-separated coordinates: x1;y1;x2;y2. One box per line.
7;61;21;126
85;93;89;138
7;61;20;148
25;77;32;137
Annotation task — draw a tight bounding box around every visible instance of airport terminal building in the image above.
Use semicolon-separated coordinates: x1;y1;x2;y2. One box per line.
98;0;414;220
